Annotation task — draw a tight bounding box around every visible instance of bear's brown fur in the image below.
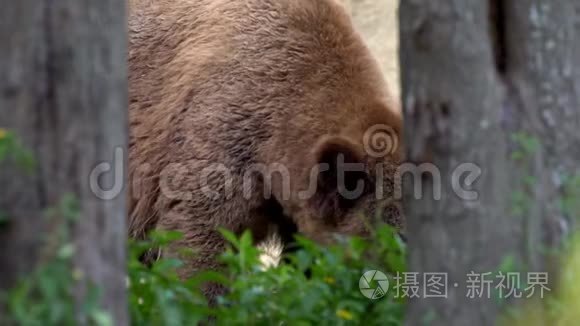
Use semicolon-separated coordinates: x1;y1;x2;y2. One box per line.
128;0;403;296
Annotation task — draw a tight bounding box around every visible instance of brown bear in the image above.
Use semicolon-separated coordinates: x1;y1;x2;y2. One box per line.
128;0;403;297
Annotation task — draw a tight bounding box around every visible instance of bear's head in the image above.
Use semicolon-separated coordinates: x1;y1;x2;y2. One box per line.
286;105;404;245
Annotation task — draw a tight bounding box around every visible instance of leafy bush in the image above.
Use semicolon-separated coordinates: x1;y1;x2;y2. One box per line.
126;225;406;325
1;195;111;326
3;224;406;326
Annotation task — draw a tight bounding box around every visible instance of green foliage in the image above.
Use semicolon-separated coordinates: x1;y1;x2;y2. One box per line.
0;128;35;173
510;190;532;217
0;128;36;227
211;225;406;325
558;173;580;221
503;131;580;324
510;132;540;162
508;132;541;218
1;196;110;326
127;230;217;326
4;223;406;326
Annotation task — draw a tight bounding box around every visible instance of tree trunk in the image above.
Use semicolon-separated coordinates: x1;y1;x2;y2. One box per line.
401;1;580;325
0;0;128;324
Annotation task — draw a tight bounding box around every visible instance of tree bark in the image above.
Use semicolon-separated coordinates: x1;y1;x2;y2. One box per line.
400;0;580;325
0;1;128;324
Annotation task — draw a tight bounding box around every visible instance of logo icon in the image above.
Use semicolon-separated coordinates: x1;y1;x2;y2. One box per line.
363;124;398;158
359;270;389;299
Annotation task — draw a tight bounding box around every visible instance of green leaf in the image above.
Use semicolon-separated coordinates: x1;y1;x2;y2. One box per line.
91;310;113;326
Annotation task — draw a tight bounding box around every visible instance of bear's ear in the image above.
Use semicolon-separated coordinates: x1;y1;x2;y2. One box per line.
309;136;369;223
